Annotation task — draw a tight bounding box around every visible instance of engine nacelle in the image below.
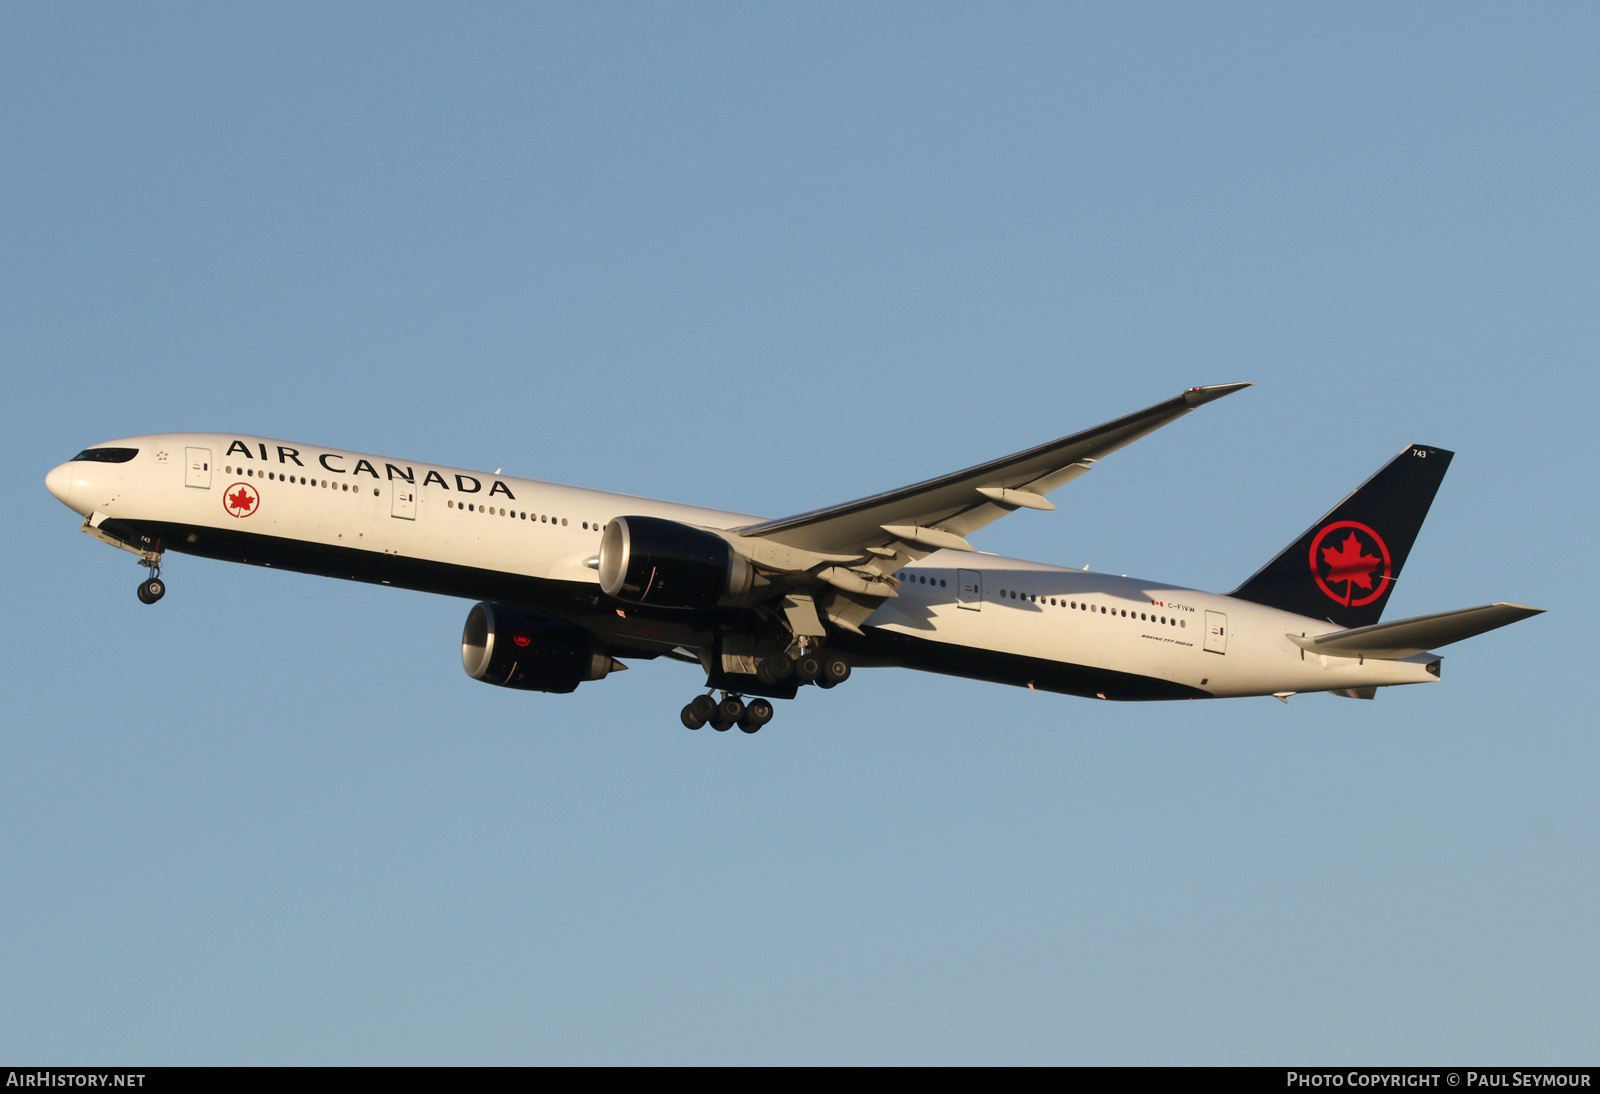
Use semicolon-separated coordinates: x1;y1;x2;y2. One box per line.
461;602;621;693
597;515;753;609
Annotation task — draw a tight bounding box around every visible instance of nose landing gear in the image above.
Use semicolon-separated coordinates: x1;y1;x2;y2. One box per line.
135;551;165;604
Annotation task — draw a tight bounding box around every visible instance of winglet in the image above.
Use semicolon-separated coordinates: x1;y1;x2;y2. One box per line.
1183;382;1254;408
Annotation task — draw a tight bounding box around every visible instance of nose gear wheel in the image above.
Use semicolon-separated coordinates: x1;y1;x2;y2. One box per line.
135;551;165;604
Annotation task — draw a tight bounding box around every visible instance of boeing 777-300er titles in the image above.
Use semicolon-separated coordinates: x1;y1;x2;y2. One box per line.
46;384;1542;732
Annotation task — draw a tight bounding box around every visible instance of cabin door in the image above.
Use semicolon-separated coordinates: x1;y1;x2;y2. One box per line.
391;480;417;520
1204;611;1228;654
184;447;211;489
957;569;983;611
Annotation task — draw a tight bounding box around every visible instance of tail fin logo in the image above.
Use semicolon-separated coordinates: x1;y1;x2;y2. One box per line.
1309;520;1392;607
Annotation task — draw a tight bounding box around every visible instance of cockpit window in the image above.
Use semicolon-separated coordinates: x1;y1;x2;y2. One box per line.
71;447;138;463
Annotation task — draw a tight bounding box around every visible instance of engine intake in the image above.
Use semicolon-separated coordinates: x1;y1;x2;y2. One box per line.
597;515;753;609
461;602;622;693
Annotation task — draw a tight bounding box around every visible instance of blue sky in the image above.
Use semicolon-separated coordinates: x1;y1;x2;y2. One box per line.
3;3;1594;1064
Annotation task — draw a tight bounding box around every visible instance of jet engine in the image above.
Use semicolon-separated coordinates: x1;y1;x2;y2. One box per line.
597;515;753;609
461;602;623;693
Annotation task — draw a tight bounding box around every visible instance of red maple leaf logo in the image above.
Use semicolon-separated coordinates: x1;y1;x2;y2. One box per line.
1321;532;1380;593
224;483;259;517
1308;521;1392;608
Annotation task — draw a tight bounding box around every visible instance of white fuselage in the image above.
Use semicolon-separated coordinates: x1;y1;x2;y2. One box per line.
46;433;1441;702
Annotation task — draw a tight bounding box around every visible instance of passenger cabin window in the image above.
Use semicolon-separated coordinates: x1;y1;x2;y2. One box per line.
71;448;138;463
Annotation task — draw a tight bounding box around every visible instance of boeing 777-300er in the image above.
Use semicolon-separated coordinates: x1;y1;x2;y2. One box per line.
46;384;1542;732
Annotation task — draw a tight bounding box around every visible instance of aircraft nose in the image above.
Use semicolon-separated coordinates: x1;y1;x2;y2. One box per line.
46;462;75;507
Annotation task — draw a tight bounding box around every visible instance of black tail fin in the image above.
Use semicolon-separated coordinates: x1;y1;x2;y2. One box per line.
1230;444;1453;627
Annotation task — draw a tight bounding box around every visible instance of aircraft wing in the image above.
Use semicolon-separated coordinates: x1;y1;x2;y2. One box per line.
725;383;1251;631
735;383;1251;556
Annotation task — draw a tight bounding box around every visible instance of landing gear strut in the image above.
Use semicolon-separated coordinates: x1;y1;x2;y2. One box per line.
135;551;165;604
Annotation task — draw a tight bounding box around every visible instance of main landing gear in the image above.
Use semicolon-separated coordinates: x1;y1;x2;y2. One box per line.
677;649;852;733
680;693;775;733
135;550;166;604
753;650;851;688
794;650;851;689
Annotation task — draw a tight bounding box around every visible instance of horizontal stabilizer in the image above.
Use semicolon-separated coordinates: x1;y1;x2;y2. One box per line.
1289;602;1544;659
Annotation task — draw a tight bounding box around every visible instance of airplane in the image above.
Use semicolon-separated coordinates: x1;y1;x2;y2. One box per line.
44;383;1542;732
